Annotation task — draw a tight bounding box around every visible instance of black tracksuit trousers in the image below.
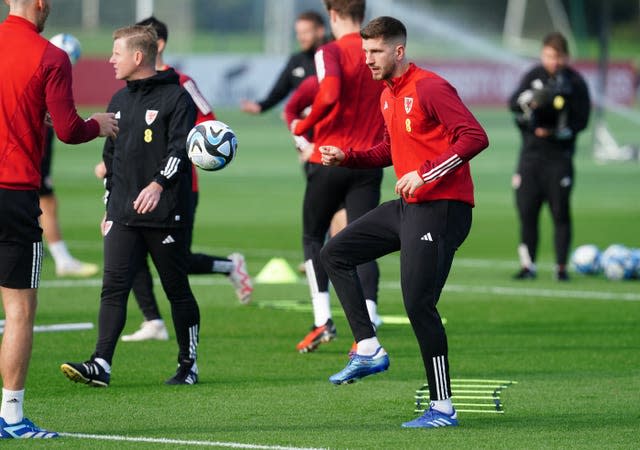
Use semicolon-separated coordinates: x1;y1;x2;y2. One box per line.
94;221;200;365
321;199;471;401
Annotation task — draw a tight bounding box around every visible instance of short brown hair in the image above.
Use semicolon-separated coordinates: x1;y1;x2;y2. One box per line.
542;31;569;56
323;0;365;23
297;10;325;28
360;16;406;45
113;25;158;64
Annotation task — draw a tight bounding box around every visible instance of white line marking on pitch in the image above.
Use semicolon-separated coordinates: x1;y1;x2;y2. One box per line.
59;432;325;450
39;276;640;302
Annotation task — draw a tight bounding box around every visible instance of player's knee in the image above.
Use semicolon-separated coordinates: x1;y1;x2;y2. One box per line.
319;241;337;271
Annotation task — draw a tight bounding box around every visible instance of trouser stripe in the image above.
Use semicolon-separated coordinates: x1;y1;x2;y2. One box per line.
433;355;448;400
188;324;199;360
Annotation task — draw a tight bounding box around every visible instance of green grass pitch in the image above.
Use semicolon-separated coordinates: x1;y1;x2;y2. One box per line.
7;107;639;449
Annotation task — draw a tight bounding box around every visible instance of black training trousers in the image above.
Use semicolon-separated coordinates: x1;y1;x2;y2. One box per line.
94;221;200;365
515;155;573;265
130;190;232;321
303;162;382;302
321;199;471;401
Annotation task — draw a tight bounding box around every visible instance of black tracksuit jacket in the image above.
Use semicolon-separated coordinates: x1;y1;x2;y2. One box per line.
103;68;195;228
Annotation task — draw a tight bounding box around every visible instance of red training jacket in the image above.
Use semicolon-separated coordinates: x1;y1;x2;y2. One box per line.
342;63;489;206
0;15;99;190
293;32;384;164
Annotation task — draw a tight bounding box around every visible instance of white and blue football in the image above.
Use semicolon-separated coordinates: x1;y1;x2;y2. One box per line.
601;244;634;280
50;33;81;65
186;120;237;171
570;244;601;275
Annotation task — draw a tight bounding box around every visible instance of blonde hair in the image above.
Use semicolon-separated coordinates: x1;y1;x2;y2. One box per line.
113;25;158;64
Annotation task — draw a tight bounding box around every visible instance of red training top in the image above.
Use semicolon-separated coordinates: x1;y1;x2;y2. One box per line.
284;75;318;128
0;15;99;190
162;65;216;193
342;63;489;206
293;32;384;164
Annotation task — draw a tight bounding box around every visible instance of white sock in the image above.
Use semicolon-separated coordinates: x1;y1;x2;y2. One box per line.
1;388;24;424
356;336;385;356
311;292;331;327
431;399;453;415
48;240;73;267
517;243;536;271
365;299;380;326
94;357;111;374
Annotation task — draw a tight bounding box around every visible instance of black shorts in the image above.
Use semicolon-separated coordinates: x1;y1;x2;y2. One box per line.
0;189;43;288
39;127;55;196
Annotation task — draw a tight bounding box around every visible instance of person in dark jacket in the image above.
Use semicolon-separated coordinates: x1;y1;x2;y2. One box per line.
509;32;590;281
60;24;201;387
240;10;326;114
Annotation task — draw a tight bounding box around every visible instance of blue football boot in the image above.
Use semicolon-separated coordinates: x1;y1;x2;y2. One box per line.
401;405;459;428
329;347;389;384
0;417;58;439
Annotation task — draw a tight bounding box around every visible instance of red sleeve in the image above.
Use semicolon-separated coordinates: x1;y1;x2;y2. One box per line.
43;45;99;143
341;126;393;169
293;44;341;135
416;77;489;183
284;76;318;127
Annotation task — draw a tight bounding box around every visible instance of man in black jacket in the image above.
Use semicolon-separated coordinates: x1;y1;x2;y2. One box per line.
60;24;201;386
240;10;325;114
509;32;590;281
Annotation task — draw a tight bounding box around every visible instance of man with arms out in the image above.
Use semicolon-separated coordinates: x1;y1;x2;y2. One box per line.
241;10;326;115
0;0;117;438
115;16;252;343
509;32;590;281
320;16;489;428
61;25;200;386
291;0;385;353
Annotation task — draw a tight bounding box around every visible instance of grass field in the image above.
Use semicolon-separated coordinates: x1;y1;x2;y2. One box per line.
4;107;639;449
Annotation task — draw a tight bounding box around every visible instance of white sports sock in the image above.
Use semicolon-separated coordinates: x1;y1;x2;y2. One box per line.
48;240;73;267
431;399;453;415
94;357;111;374
1;388;24;424
365;299;380;326
517;243;536;271
311;291;331;327
356;337;385;356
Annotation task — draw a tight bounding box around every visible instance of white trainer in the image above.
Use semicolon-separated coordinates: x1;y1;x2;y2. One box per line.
227;253;253;305
55;259;99;277
121;320;169;342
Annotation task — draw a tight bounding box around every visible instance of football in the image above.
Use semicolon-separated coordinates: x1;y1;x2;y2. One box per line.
601;244;634;281
49;33;82;65
186;120;238;171
570;244;601;275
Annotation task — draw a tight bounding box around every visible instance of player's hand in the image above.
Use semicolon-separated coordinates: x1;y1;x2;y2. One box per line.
240;100;261;115
44;112;53;127
290;119;301;135
534;127;552;138
91;112;119;138
298;143;314;163
133;181;163;214
395;170;424;199
94;161;107;179
319;145;345;166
